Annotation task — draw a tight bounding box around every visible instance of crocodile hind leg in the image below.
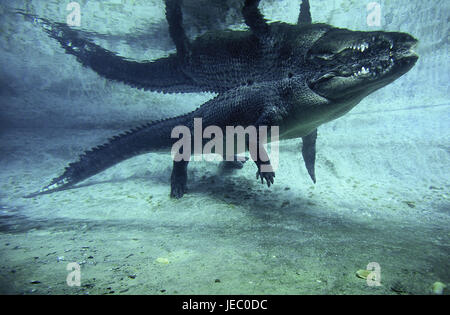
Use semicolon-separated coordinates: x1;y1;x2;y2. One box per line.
171;160;189;198
165;0;191;61
242;0;270;39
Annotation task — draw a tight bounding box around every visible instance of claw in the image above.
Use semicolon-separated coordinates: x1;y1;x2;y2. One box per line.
170;184;186;199
256;169;275;187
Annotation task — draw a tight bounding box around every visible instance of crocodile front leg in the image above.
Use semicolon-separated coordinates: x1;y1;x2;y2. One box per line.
301;128;317;183
255;156;275;188
250;109;286;188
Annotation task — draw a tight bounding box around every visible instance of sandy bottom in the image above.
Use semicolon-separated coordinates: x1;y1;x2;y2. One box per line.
0;107;449;294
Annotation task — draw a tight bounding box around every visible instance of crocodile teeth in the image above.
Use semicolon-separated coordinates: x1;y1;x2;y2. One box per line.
354;66;370;77
353;43;370;52
362;43;369;52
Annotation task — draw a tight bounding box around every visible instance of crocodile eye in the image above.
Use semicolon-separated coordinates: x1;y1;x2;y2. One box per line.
288;72;293;78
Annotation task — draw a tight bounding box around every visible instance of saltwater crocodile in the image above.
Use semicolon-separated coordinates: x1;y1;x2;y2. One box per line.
22;0;418;198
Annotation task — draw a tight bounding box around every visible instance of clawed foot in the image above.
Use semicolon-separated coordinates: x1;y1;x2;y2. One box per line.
256;168;275;187
170;160;188;199
170;181;186;199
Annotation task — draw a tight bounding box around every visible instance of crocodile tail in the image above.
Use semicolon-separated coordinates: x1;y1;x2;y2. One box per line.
24;114;190;198
15;10;201;93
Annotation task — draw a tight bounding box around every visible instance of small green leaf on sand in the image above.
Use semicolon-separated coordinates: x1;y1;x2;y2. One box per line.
432;282;446;295
155;257;170;264
356;269;372;279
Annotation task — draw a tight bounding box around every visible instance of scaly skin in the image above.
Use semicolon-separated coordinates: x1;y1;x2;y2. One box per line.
22;1;418;198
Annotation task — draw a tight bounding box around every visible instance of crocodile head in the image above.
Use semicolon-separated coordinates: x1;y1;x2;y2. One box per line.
305;26;418;106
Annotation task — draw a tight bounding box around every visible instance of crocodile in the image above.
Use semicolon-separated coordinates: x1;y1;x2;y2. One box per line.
22;0;418;198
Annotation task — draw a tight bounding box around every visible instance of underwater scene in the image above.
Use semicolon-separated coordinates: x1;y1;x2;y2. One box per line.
0;0;448;296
